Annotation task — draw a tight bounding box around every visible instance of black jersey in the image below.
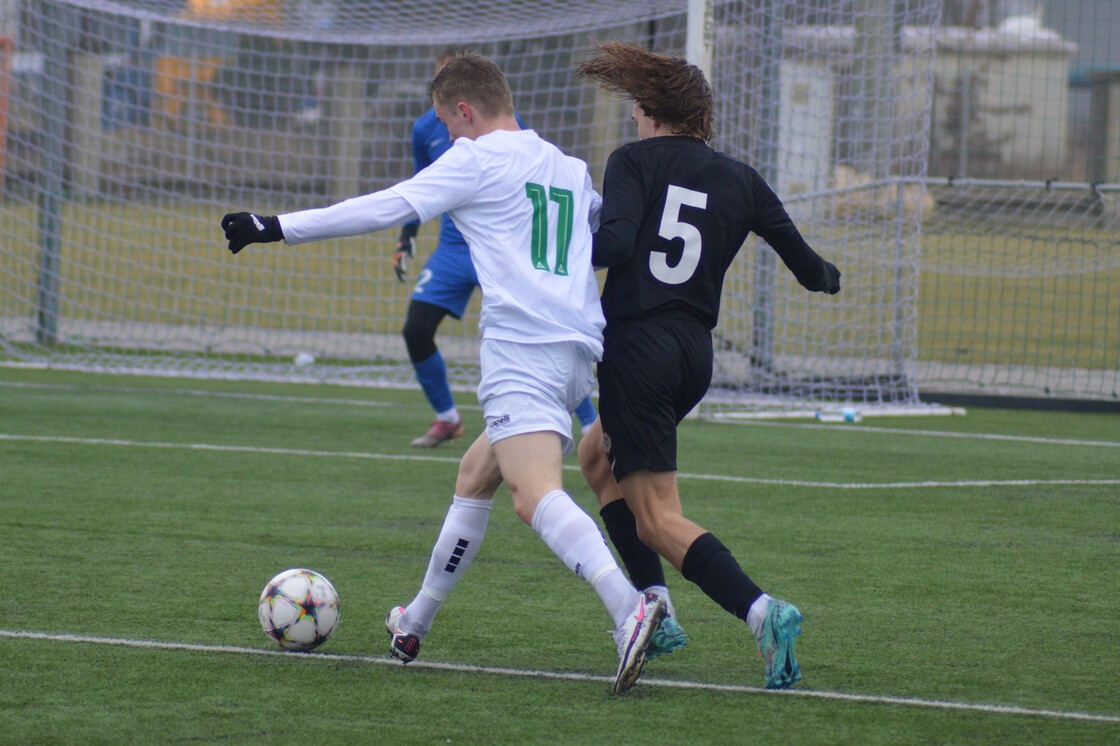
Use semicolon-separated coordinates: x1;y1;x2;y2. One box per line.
592;136;837;328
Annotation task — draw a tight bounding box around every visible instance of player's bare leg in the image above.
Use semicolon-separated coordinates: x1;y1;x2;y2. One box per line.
388;432;500;662
579;419;686;658
492;430;656;693
455;431;504;498
489;431;564;523
617;470;702;570
620;470;801;688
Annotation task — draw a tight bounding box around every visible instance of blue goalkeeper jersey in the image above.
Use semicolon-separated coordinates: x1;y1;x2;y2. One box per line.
405;108;525;251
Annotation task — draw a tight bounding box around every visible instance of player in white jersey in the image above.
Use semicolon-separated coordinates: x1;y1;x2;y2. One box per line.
221;51;663;694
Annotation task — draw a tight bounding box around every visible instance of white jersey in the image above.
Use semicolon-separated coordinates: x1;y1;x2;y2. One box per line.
279;128;604;356
391;129;604;356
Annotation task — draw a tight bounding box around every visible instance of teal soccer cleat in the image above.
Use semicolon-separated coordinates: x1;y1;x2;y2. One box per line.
647;614;688;659
757;599;802;689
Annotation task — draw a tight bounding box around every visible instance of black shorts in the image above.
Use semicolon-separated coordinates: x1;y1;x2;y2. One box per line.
597;316;713;481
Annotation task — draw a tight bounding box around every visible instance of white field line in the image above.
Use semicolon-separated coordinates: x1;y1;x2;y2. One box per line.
0;381;399;409
739;420;1120;449
2;629;1117;725
0;380;485;411
2;380;1115;448
1;433;1118;490
0;434;462;466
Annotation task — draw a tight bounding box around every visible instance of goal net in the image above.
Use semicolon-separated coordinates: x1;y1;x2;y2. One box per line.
913;1;1120;404
917;178;1120;402
0;0;944;417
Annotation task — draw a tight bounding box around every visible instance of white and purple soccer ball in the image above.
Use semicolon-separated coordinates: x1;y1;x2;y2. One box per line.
258;568;340;651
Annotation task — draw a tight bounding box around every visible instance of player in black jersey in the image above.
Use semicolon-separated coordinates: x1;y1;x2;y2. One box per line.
575;41;841;689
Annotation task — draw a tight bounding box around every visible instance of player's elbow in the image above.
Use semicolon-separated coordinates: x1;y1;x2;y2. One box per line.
591;224;635;267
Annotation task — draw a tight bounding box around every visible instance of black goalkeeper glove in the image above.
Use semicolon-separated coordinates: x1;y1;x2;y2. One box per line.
222;212;283;255
393;223;418;282
819;261;841;294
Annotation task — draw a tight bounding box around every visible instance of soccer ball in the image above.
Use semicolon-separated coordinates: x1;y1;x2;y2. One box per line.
258;568;340;651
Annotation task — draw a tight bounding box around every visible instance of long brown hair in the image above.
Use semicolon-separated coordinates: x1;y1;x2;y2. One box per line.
575;41;713;142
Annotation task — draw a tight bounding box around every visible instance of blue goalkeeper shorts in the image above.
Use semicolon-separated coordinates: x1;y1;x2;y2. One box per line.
410;244;478;319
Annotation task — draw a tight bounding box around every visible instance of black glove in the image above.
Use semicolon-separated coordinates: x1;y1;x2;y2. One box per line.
222;212;283;255
393;223;418;282
819;261;841;294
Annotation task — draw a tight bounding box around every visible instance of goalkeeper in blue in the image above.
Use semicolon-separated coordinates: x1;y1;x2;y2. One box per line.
393;45;597;447
575;42;842;690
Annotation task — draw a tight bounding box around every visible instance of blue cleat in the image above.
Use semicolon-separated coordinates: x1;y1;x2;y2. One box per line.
758;599;802;689
647;615;688;659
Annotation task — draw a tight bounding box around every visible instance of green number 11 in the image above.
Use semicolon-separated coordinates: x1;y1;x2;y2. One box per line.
525;182;572;276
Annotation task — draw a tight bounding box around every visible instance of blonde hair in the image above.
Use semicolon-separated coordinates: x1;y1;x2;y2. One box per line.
430;52;514;119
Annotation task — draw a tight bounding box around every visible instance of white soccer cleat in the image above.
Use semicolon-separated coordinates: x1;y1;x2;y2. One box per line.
611;592;666;694
385;606;421;663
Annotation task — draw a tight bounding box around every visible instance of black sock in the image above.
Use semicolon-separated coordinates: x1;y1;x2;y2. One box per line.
681;532;763;620
599;500;666;591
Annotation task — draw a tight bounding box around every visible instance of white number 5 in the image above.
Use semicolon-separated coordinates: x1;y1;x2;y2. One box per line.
651;185;707;284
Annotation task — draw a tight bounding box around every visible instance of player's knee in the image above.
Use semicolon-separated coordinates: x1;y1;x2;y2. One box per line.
630;506;673;554
633;516;659;550
454;455;502;499
577;419;608;473
578;426;620;507
509;489;540;526
402;309;439;363
577;430;602;476
401;311;435;347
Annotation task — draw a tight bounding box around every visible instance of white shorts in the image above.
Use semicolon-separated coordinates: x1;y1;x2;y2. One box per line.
476;338;596;455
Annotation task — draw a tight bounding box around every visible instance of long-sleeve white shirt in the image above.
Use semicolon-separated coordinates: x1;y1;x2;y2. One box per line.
279;129;604;356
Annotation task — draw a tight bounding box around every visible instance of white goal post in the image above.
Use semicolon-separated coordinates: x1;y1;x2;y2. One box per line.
0;0;952;417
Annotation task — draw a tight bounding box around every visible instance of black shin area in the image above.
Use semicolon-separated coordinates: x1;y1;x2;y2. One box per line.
680;532;763;620
402;300;450;364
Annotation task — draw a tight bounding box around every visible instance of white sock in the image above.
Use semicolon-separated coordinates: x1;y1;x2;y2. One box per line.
401;495;491;637
436;407;460;423
531;489;639;628
746;593;773;641
644;584;675;618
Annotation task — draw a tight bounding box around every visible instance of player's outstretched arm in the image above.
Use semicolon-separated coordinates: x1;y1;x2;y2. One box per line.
222;212;283;255
749;174;841;295
767;231;841;295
